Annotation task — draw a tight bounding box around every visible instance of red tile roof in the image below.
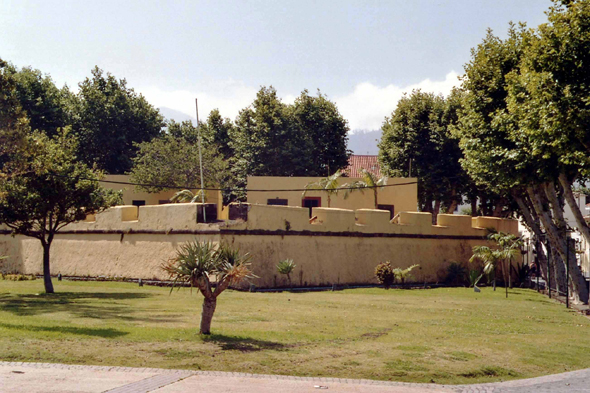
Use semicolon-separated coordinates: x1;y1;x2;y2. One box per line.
345;155;383;178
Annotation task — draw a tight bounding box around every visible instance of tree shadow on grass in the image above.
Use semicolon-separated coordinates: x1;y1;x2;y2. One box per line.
0;322;127;338
203;334;290;353
0;292;180;323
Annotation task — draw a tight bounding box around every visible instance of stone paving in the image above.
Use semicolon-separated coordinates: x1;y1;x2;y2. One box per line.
1;361;589;393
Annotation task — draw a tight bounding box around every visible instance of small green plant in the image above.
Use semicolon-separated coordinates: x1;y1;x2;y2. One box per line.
393;264;420;287
375;262;395;289
277;259;296;287
512;262;531;287
468;269;482;288
445;262;468;287
0;273;37;281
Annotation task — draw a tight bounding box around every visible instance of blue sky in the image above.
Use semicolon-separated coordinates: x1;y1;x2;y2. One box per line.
2;0;551;131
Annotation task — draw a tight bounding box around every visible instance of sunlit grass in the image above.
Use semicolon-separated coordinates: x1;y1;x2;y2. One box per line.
1;280;589;384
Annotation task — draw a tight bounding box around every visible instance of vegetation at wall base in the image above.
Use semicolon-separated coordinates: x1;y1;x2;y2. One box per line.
1;281;589;384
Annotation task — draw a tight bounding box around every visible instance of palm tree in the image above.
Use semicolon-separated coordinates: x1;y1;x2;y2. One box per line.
489;232;523;298
302;169;345;208
343;168;388;209
469;245;503;292
393;264;420;287
170;189;207;203
277;259;296;288
162;241;255;334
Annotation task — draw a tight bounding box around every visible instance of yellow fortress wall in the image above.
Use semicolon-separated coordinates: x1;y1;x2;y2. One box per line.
247;176;418;213
0;204;519;288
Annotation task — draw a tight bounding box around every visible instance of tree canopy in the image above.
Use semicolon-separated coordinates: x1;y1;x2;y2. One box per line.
0;130;121;293
68;67;165;174
378;89;465;218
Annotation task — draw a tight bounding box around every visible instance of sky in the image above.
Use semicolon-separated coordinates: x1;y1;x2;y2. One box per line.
2;0;552;131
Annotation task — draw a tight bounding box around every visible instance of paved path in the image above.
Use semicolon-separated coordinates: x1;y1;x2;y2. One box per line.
1;362;589;393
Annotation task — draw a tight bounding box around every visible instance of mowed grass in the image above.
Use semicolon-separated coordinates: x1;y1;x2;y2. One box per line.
1;281;589;384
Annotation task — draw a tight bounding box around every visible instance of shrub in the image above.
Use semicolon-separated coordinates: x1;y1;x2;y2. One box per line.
375;262;395;289
445;262;468;287
277;259;296;287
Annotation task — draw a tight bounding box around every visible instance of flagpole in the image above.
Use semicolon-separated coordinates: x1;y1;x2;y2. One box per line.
196;98;206;223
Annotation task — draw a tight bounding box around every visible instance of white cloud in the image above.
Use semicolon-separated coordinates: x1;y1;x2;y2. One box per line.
136;71;460;130
137;80;258;122
334;71;460;131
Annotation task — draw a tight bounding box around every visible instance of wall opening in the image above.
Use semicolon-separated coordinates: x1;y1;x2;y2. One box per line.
302;197;321;218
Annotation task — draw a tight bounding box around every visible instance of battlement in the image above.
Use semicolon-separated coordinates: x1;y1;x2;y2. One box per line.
61;203;520;236
225;203;519;236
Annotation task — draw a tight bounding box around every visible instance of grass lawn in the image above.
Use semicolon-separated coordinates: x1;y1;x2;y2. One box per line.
0;280;589;384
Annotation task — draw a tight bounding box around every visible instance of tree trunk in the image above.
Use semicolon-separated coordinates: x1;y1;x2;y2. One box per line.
492;199;505;217
528;185;589;304
199;296;217;335
471;198;477;217
559;172;590;246
42;241;54;294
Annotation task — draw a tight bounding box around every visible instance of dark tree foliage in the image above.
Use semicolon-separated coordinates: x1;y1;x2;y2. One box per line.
202;109;234;159
290;89;350;177
10;65;68;137
69;67;165;174
378;90;464;218
0;131;121;293
230;86;310;178
0;59;32;178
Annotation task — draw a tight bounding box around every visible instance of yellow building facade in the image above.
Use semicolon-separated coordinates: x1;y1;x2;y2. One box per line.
246;176;418;217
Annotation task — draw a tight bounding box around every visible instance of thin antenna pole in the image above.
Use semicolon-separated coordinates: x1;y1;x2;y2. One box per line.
196;98;206;223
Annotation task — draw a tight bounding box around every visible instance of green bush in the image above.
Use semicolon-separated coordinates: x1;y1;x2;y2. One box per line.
445;262;468;287
0;273;37;281
375;262;395;289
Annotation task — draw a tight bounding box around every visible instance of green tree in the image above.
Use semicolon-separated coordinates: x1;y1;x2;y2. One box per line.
489;232;523;298
230;86;310;178
129;133;228;194
0;130;121;293
162;241;254;334
378;90;465;220
10;65;68;137
505;0;590;267
469;245;503;292
69;66;165;174
455;23;586;302
202;109;234;159
0;59;30;176
290;89;350;176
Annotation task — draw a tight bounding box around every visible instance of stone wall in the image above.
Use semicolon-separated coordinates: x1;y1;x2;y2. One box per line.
0;203;519;288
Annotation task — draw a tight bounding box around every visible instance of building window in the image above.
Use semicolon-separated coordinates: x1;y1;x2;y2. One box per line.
377;204;395;220
132;200;146;207
302;197;321;218
267;198;288;206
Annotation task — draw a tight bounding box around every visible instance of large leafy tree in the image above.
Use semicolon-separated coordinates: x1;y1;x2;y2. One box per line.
506;0;590;258
0;59;30;175
129;130;228;196
202;109;234;160
0;130;121;293
68;67;165;174
9;65;68;137
378;90;465;220
455;23;588;303
290;89;350;177
230;86;310;178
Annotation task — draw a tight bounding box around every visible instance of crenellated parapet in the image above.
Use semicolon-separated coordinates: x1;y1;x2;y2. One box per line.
224;203;519;237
